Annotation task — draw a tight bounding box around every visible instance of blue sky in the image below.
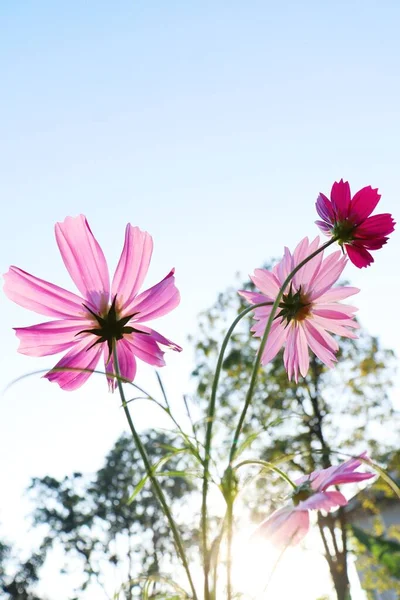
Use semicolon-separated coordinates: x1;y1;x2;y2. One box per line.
0;2;399;598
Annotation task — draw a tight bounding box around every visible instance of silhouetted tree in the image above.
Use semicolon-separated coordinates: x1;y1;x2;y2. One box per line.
29;430;195;599
0;537;48;599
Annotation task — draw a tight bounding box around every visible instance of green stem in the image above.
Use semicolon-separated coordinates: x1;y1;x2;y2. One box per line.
201;301;273;599
226;499;233;600
113;351;198;600
210;517;227;600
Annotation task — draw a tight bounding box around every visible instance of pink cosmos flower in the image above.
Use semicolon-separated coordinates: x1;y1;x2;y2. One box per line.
4;215;182;391
239;237;359;382
315;179;395;268
254;453;374;547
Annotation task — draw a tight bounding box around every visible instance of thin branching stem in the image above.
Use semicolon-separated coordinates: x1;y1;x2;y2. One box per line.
201;301;274;599
113;350;198;600
234;459;297;489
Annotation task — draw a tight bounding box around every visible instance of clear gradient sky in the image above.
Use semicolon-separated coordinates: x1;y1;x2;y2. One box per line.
0;2;399;598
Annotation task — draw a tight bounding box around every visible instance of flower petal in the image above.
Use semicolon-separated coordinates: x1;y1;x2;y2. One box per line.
253;506;310;547
283;326;298;381
238;290;271;306
128;269;180;321
315;193;334;224
315;219;333;234
292;237;310;274
297;325;310;378
306;319;339;352
317;453;374;489
312;314;358;338
345;244;374;268
250;269;280;299
317;286;359;303
261;321;288;364
355;213;395;239
312;306;357;320
310;251;346;298
105;339;137;391
296;453;373;492
135;325;182;352
14;319;92;356
327;471;375;488
252;305;273;324
3;266;86;318
124;332;166;367
276;246;293;286
353;237;389;250
112;225;153;312
55;215;110;310
350;186;381;223
303;320;337;368
330;179;351;220
44;337;102;391
283;324;309;382
293;236;322;291
298;491;347;512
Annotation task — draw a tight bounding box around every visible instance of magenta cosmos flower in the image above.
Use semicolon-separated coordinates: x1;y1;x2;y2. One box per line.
315;179;395;268
239;237;359;382
254;453;374;547
4;215;182;391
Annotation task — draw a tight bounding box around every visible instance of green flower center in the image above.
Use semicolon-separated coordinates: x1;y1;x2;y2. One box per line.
292;481;313;506
331;219;356;244
277;285;312;326
78;296;145;359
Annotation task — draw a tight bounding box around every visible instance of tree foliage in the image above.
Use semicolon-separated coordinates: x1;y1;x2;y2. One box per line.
0;537;48;600
28;430;195;599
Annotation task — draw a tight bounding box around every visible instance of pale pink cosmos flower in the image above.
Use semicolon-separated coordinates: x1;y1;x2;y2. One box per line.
254;453;374;547
239;237;359;382
4;215;182;391
316;179;395;268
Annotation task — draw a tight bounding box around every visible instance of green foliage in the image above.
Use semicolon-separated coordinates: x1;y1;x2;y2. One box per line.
355;548;400;597
350;525;400;579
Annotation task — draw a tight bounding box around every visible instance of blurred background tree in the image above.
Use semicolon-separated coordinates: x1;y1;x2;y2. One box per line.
28;430;195;599
0;536;47;599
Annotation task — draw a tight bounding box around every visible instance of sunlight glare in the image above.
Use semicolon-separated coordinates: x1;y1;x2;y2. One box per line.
232;528;335;599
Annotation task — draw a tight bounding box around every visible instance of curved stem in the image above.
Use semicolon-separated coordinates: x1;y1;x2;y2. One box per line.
113;351;198;600
229;237;337;464
234;459;297;489
201;301;273;599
